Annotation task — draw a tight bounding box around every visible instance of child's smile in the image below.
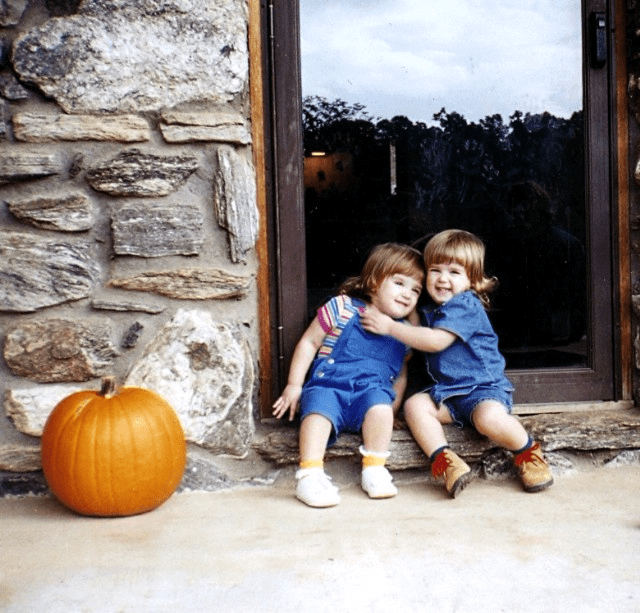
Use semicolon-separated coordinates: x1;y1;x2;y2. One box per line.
427;262;471;305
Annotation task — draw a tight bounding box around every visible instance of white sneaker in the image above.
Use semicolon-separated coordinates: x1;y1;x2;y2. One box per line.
361;466;398;499
295;468;341;507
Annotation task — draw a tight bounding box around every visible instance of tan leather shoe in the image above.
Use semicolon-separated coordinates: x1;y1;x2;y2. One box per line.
514;442;554;493
431;448;472;498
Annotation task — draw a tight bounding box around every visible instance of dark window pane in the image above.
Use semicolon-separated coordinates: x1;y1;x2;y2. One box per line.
301;0;586;370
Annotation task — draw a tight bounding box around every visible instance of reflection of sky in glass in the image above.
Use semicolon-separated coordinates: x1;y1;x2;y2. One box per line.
301;0;583;124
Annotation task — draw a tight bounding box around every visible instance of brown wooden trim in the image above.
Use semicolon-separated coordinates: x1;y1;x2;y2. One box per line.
249;0;274;413
615;0;633;400
266;0;622;408
269;0;308;398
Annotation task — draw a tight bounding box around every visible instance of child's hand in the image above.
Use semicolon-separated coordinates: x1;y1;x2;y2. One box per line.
272;384;303;421
360;305;394;336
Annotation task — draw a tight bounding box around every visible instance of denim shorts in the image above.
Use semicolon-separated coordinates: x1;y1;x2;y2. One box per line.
300;383;395;446
440;385;513;429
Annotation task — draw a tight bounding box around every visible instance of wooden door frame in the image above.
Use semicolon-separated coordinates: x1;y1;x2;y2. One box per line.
253;0;633;416
252;0;308;412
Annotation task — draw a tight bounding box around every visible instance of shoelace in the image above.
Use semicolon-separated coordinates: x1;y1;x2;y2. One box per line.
431;451;453;478
515;442;544;467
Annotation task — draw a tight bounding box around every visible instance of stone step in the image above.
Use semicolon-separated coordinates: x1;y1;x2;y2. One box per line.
253;408;640;470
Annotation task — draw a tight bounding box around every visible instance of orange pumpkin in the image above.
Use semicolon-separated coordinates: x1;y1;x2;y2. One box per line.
41;377;186;517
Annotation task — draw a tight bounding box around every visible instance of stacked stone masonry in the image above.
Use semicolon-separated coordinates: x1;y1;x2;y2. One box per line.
2;0;640;493
0;0;258;477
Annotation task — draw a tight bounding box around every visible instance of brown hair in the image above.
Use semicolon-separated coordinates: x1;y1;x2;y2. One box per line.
338;243;424;302
423;229;498;309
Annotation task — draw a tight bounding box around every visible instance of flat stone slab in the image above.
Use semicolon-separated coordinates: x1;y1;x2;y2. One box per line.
86;148;198;197
107;268;251;300
253;408;640;470
6;191;95;231
12;113;150;142
111;201;204;257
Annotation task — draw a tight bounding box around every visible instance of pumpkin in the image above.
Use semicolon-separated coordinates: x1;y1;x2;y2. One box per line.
41;377;186;517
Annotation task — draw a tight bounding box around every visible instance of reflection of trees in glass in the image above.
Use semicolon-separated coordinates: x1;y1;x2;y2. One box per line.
303;96;587;358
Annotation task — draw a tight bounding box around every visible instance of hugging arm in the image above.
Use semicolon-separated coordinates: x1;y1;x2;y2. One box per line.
360;305;457;353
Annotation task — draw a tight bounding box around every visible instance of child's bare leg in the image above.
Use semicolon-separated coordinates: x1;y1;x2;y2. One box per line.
361;403;394;453
299;413;332;463
404;393;453;457
405;393;471;498
472;401;553;492
471;401;529;451
360;403;397;499
296;414;340;507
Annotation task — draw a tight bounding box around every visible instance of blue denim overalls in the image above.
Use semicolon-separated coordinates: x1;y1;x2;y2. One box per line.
300;299;408;445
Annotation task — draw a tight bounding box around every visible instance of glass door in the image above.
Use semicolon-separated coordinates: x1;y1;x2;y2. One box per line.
297;0;615;403
266;0;617;405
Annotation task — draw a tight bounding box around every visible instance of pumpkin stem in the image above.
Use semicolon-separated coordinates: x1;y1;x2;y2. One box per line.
100;376;117;398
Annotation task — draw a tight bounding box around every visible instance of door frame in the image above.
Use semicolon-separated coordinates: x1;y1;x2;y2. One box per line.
256;0;633;415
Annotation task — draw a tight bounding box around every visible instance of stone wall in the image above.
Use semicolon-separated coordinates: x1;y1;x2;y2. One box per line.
0;0;260;480
2;1;640;496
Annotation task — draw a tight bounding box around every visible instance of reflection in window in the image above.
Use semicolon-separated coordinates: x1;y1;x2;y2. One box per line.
301;0;586;369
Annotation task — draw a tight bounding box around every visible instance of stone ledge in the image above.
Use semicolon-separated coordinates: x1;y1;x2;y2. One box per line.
0;471;48;497
253;408;640;470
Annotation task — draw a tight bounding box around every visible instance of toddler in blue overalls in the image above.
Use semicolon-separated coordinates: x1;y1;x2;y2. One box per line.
361;229;554;497
273;243;424;508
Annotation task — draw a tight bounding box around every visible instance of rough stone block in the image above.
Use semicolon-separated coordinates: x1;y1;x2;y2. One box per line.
11;0;248;113
6;192;95;232
5;384;86;436
0;444;42;472
0;231;99;311
213;145;258;263
111;201;204;257
4;319;119;383
0;0;27;26
126;308;255;456
0;152;62;184
0;73;29;100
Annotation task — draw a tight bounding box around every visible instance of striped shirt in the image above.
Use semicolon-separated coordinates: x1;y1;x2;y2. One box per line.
316;295;362;358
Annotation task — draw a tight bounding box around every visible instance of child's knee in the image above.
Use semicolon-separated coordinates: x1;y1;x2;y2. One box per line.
472;401;510;433
405;393;434;418
366;403;394;421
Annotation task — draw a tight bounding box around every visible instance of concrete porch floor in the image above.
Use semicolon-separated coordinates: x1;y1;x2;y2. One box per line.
1;462;639;613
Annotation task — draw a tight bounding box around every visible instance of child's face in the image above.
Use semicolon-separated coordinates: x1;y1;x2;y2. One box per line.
426;261;471;305
370;273;422;319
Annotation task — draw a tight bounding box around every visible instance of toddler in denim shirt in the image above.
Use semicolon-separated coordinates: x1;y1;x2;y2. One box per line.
361;229;554;497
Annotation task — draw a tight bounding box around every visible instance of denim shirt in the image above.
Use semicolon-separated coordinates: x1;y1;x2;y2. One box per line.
420;290;514;403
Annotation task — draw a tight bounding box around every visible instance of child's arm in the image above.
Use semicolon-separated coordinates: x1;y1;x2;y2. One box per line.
361;305;457;353
272;318;326;421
